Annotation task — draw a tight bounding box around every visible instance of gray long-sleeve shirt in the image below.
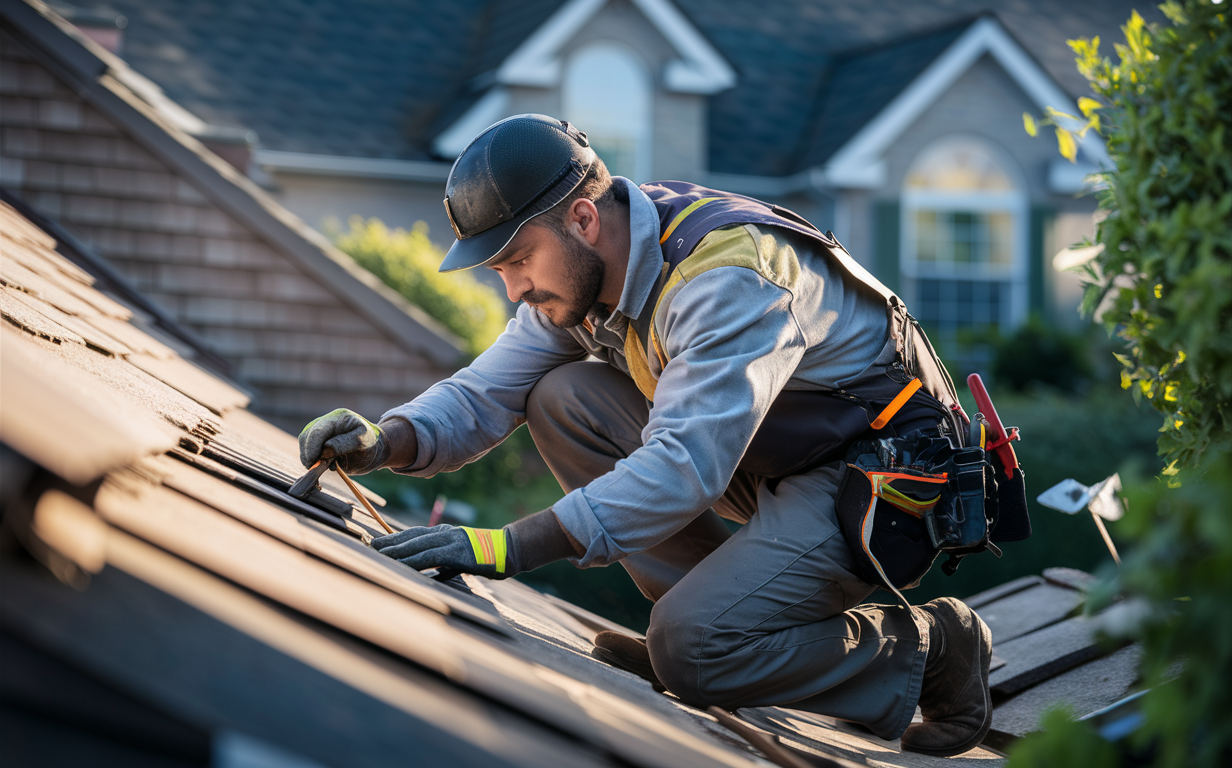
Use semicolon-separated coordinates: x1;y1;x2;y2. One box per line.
383;178;888;567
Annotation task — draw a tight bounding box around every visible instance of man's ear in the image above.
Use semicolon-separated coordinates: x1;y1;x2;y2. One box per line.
570;198;601;245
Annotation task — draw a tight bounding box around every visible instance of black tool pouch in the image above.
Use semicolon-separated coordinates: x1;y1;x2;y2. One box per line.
926;446;990;552
988;456;1031;543
835;429;1008;603
835;432;952;603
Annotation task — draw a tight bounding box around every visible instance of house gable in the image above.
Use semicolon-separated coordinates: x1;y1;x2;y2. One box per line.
816;15;1109;190
497;0;734;93
434;0;733;160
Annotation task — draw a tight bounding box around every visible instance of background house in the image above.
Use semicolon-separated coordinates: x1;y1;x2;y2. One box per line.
1;0;465;433
48;0;1160;362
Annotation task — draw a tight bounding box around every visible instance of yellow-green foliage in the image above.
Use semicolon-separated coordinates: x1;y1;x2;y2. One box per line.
1012;4;1231;767
1075;3;1232;469
332;217;508;357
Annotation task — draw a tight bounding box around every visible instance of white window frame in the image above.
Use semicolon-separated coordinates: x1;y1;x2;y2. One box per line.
900;136;1029;332
562;42;653;182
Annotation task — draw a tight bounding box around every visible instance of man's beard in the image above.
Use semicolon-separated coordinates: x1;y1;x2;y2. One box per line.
521;233;605;329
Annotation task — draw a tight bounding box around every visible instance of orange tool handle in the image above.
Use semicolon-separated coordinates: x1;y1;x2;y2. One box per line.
967;373;1019;479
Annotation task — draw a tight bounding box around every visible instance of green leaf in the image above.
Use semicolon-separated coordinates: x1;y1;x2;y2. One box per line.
1023;112;1038;136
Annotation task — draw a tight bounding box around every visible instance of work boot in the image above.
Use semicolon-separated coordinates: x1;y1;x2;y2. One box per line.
900;598;993;757
592;631;666;692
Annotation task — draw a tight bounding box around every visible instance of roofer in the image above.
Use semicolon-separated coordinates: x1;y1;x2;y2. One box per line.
299;114;1015;757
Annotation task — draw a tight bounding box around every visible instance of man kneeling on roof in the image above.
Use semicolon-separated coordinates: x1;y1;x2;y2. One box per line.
299;114;995;757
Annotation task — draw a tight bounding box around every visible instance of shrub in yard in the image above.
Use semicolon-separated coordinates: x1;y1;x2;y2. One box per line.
992;317;1095;393
1070;4;1231;469
1011;3;1231;767
332;216;508;358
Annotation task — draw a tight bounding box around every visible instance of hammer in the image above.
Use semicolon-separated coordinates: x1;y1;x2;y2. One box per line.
289;456;394;534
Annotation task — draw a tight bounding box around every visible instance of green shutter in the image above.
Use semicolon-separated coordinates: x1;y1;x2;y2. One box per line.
874;201;901;294
1029;207;1053;317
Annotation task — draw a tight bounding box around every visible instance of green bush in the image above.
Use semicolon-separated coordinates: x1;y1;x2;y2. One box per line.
331;216;508;357
992;317;1096;393
1012;3;1231;766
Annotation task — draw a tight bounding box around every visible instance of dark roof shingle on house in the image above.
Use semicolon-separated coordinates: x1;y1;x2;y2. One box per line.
0;0;468;433
0;195;1146;767
92;0;1159;176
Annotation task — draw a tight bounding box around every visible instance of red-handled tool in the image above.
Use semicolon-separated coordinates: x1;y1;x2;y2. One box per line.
967;373;1021;479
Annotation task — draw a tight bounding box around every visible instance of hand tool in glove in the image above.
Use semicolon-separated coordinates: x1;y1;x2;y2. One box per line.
288;456;395;534
298;408;389;474
372;524;516;579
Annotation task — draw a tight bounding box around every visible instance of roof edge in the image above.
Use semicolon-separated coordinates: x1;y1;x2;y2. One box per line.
3;0;466;367
0;187;240;380
814;15;1109;189
255;150;453;182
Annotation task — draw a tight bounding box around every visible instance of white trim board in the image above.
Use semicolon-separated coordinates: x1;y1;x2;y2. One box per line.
821;16;1110;190
255;150;453;182
497;0;735;94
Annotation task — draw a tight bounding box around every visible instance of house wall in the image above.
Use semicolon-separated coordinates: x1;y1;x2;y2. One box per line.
867;53;1098;328
0;29;457;432
265;172;456;251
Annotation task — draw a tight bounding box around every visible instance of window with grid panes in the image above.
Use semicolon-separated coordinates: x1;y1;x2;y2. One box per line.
900;138;1027;342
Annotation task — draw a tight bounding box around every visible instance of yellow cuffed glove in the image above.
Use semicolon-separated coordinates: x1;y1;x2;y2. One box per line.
371;524;515;579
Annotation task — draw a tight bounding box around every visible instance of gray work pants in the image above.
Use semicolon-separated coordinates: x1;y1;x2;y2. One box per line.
525;361;929;739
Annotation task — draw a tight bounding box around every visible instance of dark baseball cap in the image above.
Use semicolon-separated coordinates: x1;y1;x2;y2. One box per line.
439;114;597;273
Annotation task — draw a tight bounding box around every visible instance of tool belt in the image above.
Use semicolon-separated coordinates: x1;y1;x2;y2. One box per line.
834;412;1030;604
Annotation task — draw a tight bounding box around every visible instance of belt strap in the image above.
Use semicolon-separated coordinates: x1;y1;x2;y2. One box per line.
870;378;922;430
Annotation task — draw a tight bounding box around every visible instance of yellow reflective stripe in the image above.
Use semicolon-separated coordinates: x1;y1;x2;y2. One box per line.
643;227;762;400
870;378;922;430
659;197;718;244
461;527;507;573
624;328;658;401
649;328;667;370
876;483;940;518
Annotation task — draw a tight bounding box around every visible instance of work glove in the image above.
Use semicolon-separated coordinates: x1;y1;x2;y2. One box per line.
372;524;516;579
298;408;390;474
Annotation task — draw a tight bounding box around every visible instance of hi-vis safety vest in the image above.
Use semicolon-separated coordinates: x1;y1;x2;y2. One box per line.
614;181;965;478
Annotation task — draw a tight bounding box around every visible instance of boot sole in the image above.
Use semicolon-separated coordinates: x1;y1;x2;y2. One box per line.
901;602;994;758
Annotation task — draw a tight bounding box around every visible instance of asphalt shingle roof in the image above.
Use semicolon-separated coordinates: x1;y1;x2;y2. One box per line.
98;0;1157;174
0;185;1148;765
795;17;974;173
672;0;1160;175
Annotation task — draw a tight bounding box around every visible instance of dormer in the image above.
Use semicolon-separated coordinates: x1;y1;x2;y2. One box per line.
434;0;735;183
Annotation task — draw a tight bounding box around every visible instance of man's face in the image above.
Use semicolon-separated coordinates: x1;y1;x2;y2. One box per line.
488;222;605;329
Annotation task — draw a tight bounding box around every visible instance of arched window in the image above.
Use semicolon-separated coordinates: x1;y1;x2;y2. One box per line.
562;44;651;181
901;137;1028;341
